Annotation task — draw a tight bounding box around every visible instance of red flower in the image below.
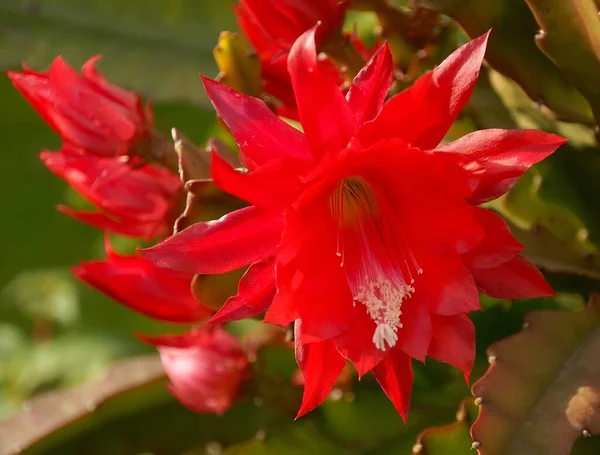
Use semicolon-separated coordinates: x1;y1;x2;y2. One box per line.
144;29;566;419
141;325;251;415
235;0;350;118
73;239;209;323
236;0;347;56
8;56;153;157
41;144;182;239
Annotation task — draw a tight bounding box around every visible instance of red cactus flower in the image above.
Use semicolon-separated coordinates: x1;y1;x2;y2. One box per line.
8;56;153;157
141;325;251;415
73;239;209;323
144;29;566;419
235;0;351;118
41;144;182;239
236;0;347;56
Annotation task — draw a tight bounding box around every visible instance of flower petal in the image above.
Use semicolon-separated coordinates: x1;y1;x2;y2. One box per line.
372;349;414;422
428;314;475;383
404;195;485;256
346;42;393;124
463;208;523;269
210;149;304;209
210;257;276;323
73;247;207;323
334;308;387;377
58;206;163;240
288;26;357;157
471;255;555;299
434;129;567;203
397;294;431;362
422;255;481;316
295;322;347;418
142;206;283;274
359;32;490;149
268;202;355;340
201;77;310;168
141;326;250;415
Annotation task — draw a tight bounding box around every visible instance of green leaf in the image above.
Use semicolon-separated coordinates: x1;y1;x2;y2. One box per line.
0;0;236;104
470;295;600;455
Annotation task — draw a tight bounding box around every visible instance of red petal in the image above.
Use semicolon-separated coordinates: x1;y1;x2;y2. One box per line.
346;42;393;124
239;0;301;45
471;255;555;299
58;206;164;240
428;314;475;383
334;308;387;377
463;208;523;269
372;349;414;422
404;195;485;256
210;257;276;323
263;293;299;326
43;149;179;239
142;206;283;274
288;26;357;157
201;77;310;168
397;294;431;362
267;202;355;339
434;129;567;203
73;248;208;323
421;255;481;316
210;150;304;209
295;323;346;418
142;326;249;415
359;32;490;150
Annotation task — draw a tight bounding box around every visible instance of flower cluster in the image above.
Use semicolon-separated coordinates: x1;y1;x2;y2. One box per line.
8;57;251;413
9;0;566;421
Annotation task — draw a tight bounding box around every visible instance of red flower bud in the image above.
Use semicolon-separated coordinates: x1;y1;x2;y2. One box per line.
8;56;153;157
141;326;252;415
235;0;350;118
41;145;182;239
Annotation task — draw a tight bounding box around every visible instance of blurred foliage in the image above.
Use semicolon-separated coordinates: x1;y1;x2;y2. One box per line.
0;0;600;454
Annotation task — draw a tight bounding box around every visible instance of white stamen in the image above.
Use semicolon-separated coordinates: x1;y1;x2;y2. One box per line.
352;267;414;351
373;323;399;351
330;176;422;351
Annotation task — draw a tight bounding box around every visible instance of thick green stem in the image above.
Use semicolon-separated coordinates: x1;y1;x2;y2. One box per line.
525;0;600;126
415;0;594;125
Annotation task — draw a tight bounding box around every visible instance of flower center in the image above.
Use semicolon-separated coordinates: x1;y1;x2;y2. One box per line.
330;177;422;352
